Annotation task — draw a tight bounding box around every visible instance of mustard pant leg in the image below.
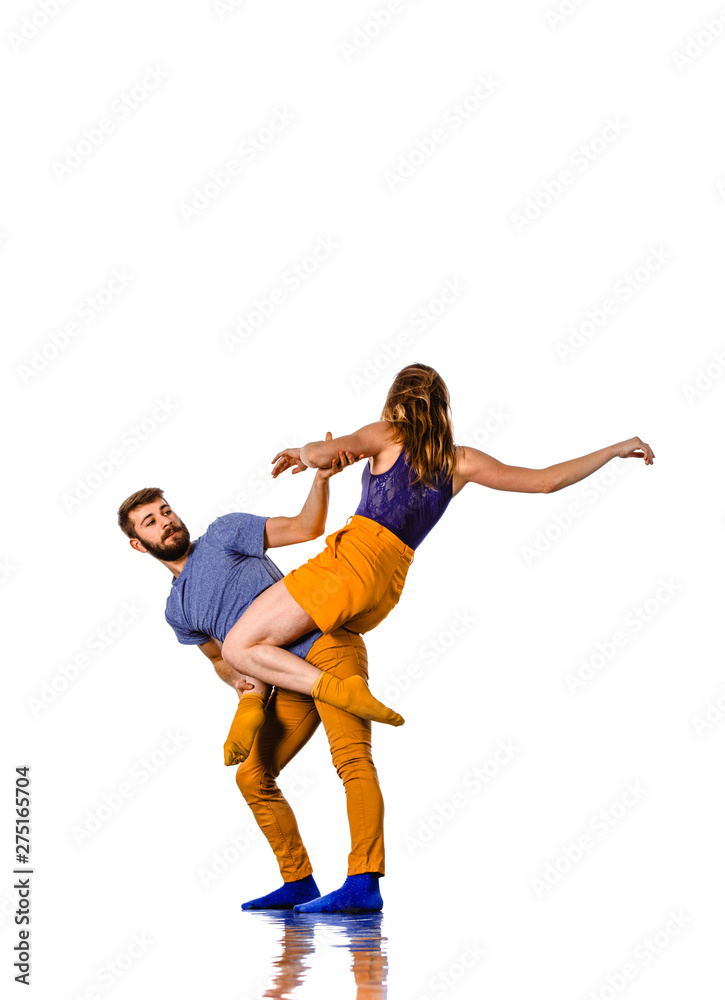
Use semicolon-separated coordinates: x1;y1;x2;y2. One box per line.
313;630;386;875
235;629;385;880
235;688;319;881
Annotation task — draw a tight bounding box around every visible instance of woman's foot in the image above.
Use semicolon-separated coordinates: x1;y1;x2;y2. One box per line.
311;673;404;726
223;692;267;765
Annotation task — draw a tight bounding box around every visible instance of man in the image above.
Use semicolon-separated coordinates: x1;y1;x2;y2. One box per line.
117;444;388;914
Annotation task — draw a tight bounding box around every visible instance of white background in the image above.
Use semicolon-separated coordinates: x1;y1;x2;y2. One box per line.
2;1;724;998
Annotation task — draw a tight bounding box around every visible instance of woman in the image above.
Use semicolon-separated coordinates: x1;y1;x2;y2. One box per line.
222;363;654;764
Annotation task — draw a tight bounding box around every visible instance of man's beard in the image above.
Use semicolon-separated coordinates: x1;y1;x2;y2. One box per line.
141;523;191;562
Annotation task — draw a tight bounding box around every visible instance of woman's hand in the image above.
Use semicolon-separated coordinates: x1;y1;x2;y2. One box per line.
271;447;306;478
617;436;655;465
272;431;363;479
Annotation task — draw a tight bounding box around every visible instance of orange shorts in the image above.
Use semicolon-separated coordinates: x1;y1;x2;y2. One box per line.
283;515;414;635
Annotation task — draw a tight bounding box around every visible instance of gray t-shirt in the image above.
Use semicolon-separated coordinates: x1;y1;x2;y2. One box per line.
165;512;321;658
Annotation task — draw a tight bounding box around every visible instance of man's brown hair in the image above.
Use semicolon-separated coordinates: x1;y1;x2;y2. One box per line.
117;487;165;539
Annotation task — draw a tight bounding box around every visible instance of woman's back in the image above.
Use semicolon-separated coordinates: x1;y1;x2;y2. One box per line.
354;447;454;550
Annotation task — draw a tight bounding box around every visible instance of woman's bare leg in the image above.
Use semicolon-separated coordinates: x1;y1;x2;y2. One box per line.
221;581;403;765
222;582;310;767
221;580;322;693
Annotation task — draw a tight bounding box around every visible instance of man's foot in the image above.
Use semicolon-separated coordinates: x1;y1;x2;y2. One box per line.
311;673;404;727
242;874;320;910
224;692;266;766
293;873;383;913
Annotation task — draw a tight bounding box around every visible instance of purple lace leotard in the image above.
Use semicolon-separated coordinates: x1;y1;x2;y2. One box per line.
353;448;454;550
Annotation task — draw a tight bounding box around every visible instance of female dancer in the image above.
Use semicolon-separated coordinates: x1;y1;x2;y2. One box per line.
221;363;654;764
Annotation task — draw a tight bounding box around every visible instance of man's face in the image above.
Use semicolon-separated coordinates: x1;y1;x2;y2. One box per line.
129;498;191;562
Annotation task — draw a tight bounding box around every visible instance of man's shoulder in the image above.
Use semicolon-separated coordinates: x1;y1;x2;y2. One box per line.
206;512;268;555
209;511;265;529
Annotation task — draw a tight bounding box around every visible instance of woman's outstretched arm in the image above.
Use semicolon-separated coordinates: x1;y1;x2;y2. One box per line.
271;421;394;477
543;436;654;491
453;436;654;496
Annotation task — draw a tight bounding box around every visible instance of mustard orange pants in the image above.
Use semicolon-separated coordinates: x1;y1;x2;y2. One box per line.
284;514;415;635
235;629;385;880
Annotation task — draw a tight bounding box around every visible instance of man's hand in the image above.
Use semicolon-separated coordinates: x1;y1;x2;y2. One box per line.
316;431;364;482
234;677;255;696
199;639;256;697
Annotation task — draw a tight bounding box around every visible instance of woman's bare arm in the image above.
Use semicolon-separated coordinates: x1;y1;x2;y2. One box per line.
453;436;654;496
272;421;395;477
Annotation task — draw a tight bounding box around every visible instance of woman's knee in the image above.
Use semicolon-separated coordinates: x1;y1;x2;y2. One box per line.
221;631;254;670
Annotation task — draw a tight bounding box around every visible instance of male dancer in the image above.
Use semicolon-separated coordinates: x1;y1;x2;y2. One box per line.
117;445;388;913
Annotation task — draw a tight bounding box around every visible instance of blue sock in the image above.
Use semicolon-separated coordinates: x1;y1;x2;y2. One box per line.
241;874;320;910
293;873;383;913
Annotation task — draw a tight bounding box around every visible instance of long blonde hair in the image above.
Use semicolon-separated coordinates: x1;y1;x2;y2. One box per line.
381;363;455;487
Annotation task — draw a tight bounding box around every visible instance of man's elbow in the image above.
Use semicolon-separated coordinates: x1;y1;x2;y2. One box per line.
292;520;324;543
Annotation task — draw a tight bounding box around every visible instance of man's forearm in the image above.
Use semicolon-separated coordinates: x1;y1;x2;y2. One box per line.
213;657;243;695
295;474;330;538
546;443;621;492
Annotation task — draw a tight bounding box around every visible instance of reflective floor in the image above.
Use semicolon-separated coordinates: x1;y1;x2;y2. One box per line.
241;911;388;999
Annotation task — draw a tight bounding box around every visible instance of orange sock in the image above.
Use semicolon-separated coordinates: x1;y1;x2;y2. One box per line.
224;692;267;766
311;673;404;727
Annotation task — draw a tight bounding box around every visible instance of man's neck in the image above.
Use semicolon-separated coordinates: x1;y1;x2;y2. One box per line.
163;545;192;579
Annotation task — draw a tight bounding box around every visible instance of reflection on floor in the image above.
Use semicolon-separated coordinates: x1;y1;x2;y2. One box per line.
242;910;388;998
